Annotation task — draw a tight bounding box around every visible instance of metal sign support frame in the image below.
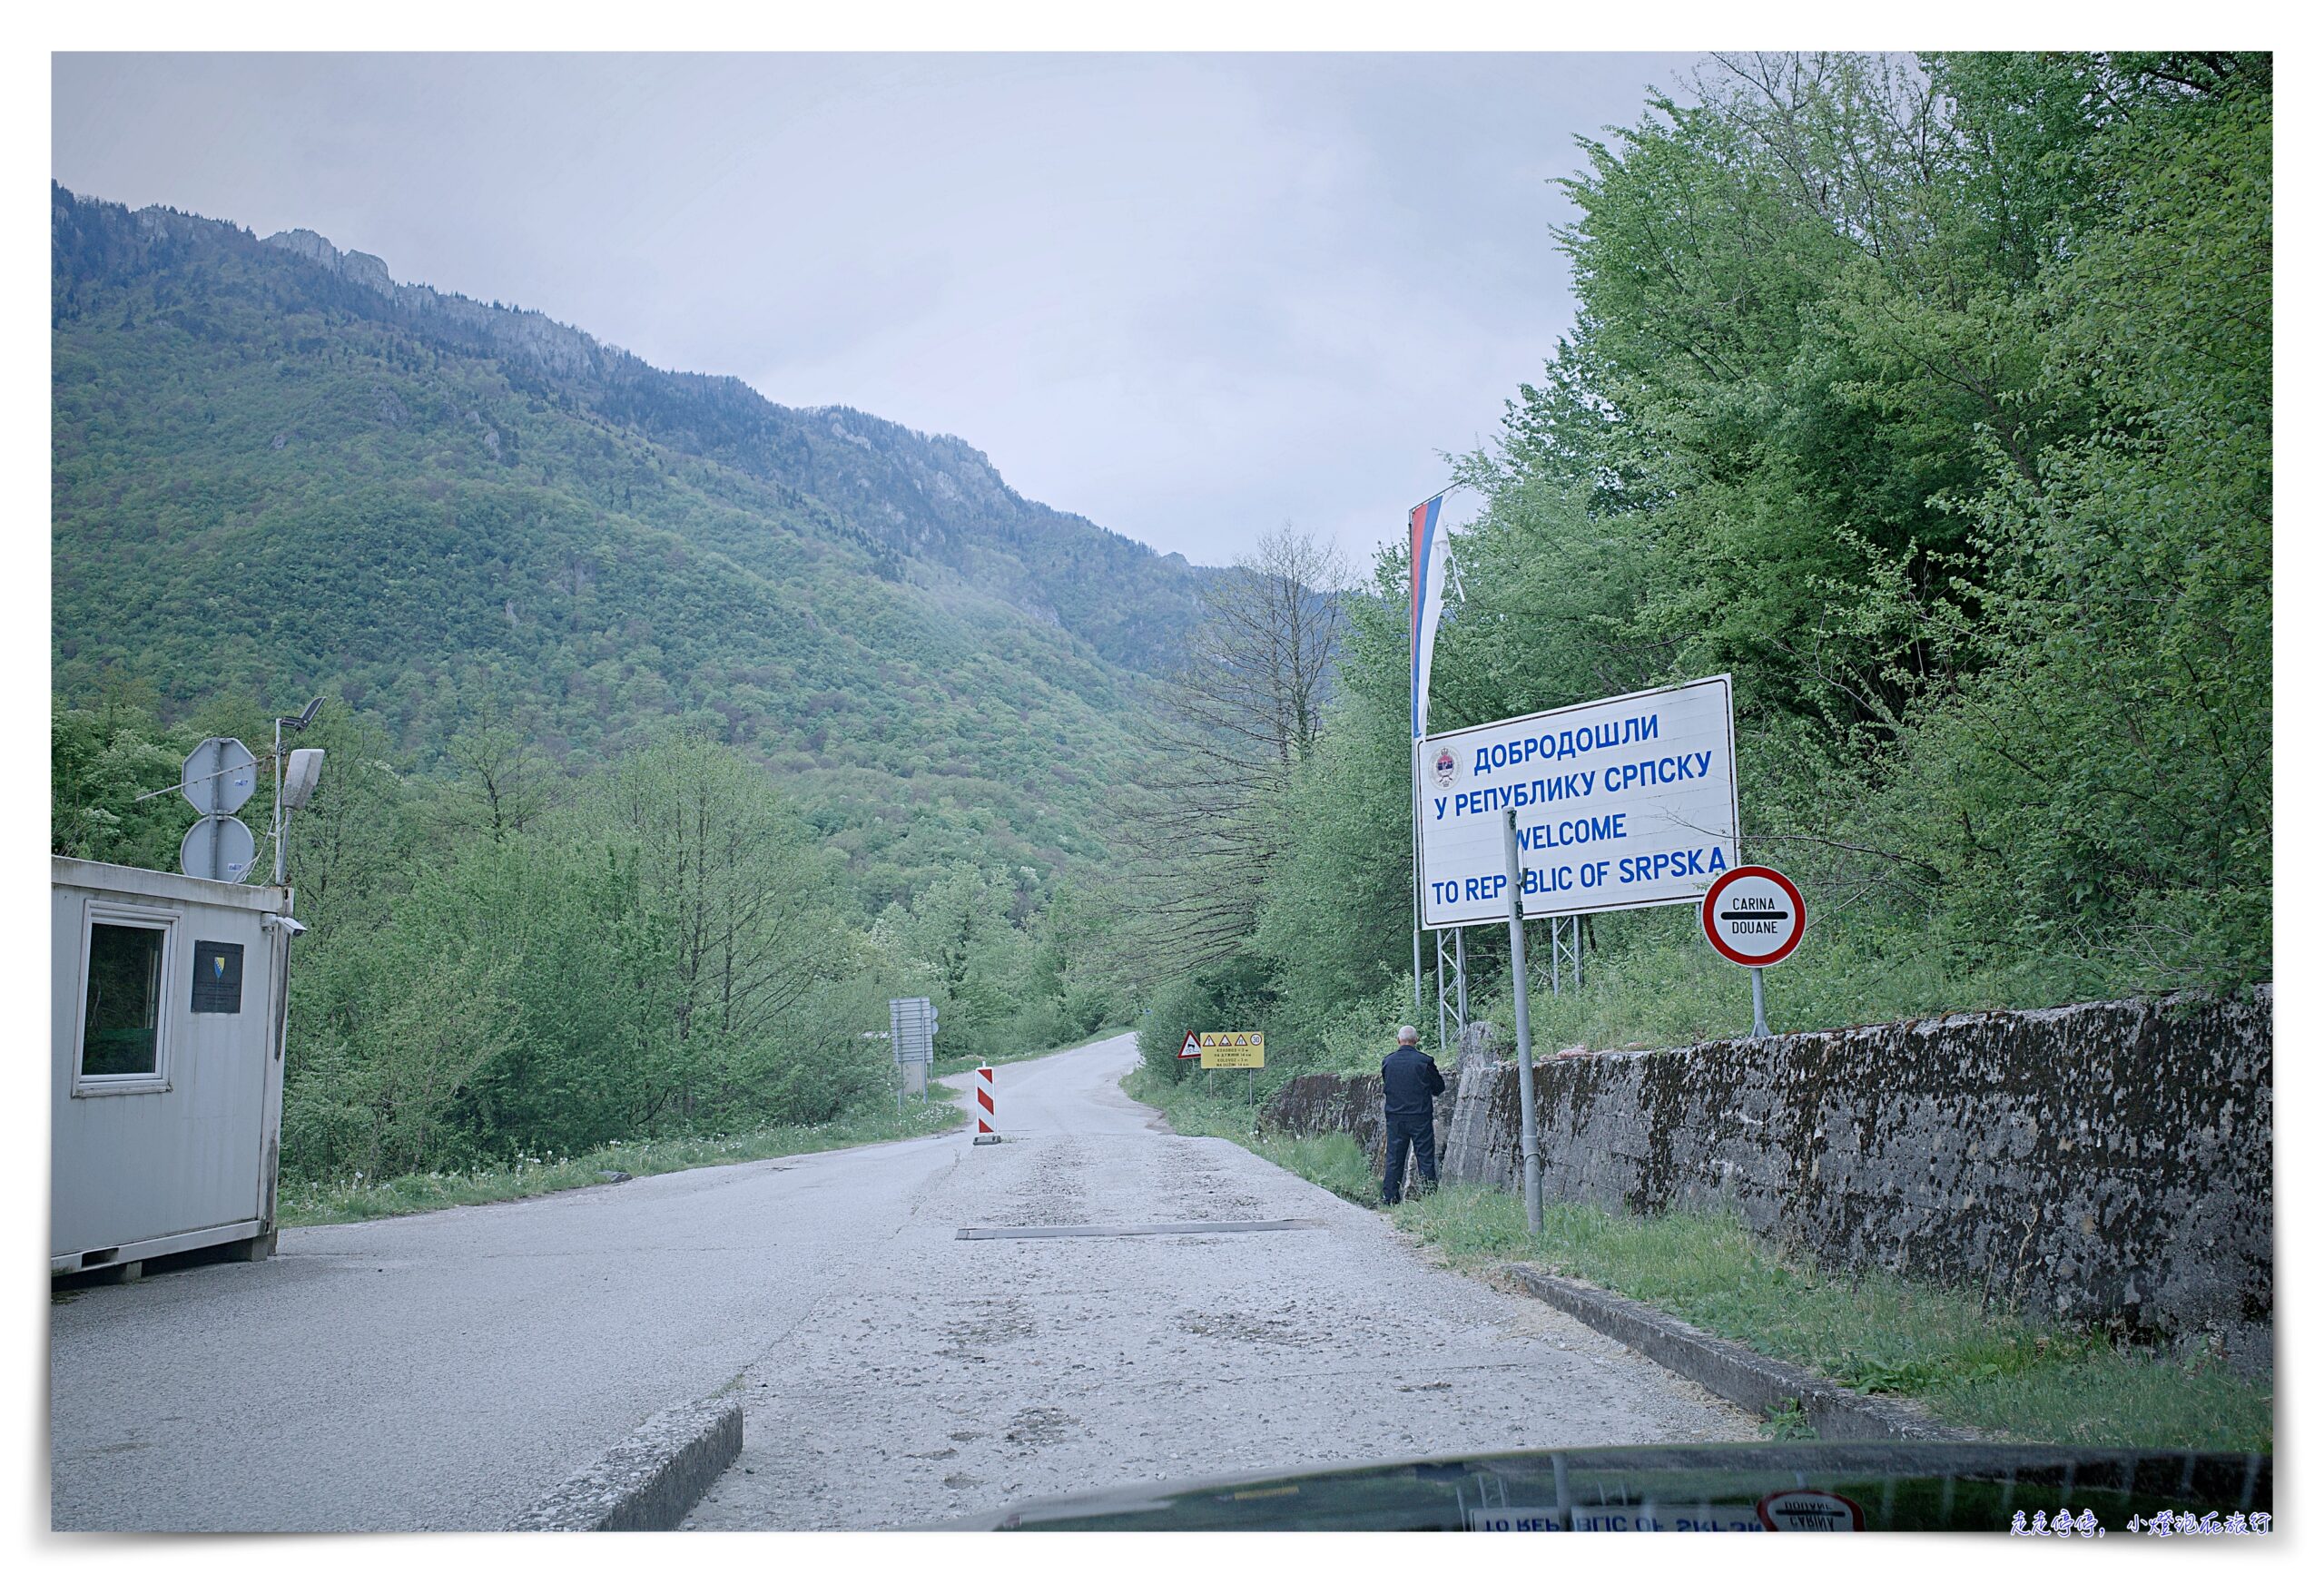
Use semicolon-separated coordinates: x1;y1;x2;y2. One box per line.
1544;915;1582;997
1434;926;1469;1055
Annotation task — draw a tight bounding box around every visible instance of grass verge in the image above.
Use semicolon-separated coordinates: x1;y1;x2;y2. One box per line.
1397;1185;2271;1452
277;1096;965;1227
1122;1060;2272;1453
1125;1064;1379;1205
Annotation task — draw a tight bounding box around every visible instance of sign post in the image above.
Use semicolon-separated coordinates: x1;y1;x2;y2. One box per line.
890;997;936;1099
1699;865;1806;1037
1502;810;1542;1234
1199;1030;1265;1111
178;737;260;884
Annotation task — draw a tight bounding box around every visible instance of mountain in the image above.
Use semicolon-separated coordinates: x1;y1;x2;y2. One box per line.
50;182;1208;896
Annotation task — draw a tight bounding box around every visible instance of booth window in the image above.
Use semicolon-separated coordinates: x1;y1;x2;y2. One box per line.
79;915;172;1089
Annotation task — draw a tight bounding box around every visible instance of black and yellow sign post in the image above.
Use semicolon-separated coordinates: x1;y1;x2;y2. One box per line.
1198;1030;1265;1109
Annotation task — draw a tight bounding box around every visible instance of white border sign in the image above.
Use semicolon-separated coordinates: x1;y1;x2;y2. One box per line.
1417;675;1740;929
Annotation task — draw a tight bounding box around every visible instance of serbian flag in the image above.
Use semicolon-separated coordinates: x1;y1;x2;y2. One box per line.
1409;494;1452;739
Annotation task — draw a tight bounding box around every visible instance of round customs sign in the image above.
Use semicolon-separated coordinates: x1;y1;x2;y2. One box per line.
1700;864;1806;968
1756;1489;1866;1532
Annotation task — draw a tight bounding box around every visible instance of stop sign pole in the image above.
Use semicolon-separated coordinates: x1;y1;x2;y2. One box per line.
1700;865;1807;1037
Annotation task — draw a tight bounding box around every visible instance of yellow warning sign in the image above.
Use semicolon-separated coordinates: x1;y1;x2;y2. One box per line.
1198;1031;1265;1069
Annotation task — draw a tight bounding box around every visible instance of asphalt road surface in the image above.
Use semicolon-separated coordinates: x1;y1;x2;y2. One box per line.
50;1035;1756;1531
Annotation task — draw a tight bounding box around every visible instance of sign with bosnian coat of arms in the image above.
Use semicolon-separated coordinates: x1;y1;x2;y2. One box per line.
189;940;245;1014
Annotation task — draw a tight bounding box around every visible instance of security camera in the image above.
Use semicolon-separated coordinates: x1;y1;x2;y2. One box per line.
263;913;309;937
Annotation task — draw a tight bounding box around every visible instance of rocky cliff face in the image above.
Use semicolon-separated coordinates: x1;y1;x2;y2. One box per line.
261;225;610;379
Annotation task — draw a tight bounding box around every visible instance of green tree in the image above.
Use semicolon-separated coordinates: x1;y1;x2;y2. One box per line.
588;733;854;1121
1232;50;2272;1067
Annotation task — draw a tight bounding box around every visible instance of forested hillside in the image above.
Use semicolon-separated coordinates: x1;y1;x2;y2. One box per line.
53;182;1203;895
1133;52;2272;1086
52;182;1184;1186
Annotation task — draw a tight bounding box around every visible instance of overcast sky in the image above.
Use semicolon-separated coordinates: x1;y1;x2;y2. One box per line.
53;52;1699;571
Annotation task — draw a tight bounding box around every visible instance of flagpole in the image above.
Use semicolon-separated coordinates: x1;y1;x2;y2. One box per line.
1408;487;1450;1038
1413;737;1424;1025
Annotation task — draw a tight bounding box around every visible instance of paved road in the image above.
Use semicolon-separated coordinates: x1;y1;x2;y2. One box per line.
688;1036;1756;1528
50;1035;1757;1531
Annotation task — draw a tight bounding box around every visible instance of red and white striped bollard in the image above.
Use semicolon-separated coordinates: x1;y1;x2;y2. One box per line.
972;1065;999;1144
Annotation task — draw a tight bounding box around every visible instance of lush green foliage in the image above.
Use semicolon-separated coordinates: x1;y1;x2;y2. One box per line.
1131;956;1281;1085
1135;52;2271;1102
54;697;1130;1185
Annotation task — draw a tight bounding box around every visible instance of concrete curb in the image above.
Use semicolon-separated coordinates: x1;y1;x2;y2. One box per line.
508;1392;743;1530
1493;1263;1978;1443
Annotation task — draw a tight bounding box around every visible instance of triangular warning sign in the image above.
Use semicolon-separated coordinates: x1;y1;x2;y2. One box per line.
1178;1030;1202;1059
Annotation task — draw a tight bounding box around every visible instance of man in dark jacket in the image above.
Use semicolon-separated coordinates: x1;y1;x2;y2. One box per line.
1380;1025;1446;1205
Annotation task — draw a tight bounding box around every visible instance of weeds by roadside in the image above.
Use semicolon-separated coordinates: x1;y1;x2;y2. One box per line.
1762;1399;1817;1441
283;1029;1128;1228
277;1096;965;1227
1256;1133;1379;1205
1126;1063;1379;1204
1398;1185;2271;1453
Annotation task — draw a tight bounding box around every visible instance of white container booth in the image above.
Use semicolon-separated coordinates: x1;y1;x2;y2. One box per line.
52;856;294;1278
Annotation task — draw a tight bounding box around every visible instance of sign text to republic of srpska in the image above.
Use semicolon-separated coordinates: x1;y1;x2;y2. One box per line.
1416;675;1740;929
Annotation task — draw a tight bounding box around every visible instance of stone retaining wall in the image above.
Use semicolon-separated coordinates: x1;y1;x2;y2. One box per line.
1258;1070;1454;1179
1262;1021;1489;1180
1264;990;2272;1369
